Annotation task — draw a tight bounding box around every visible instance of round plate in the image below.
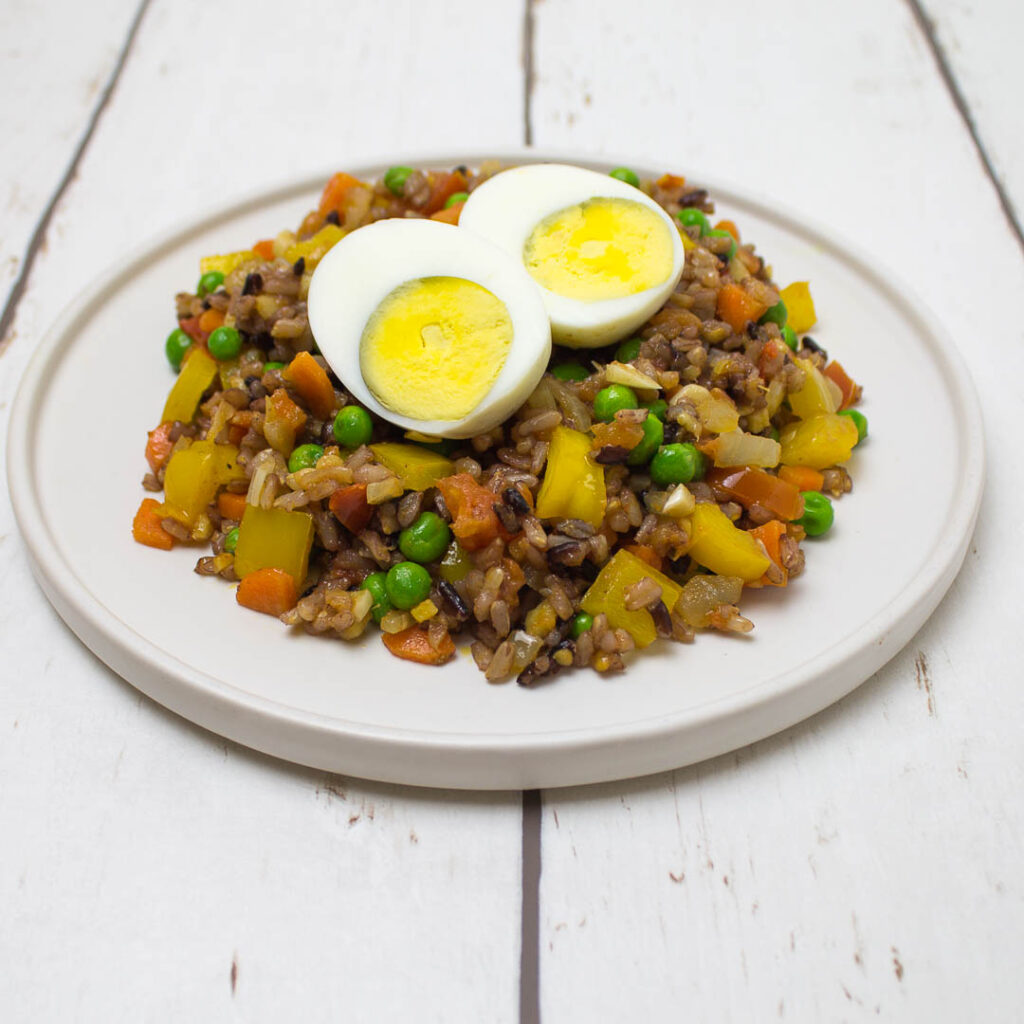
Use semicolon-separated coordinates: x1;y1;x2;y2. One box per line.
6;151;984;790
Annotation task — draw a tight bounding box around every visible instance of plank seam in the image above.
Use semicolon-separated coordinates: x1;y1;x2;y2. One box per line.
0;0;154;356
519;789;541;1024
522;0;535;146
907;0;1024;256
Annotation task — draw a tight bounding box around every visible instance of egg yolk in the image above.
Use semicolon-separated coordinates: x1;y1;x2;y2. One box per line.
523;197;673;301
360;276;513;421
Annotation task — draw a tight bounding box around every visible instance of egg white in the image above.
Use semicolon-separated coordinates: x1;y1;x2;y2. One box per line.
459;163;686;349
307;218;552;439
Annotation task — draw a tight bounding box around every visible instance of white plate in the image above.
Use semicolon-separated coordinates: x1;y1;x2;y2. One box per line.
7;151;984;790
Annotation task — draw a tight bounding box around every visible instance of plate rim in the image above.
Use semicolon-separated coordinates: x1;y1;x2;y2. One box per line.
6;147;986;789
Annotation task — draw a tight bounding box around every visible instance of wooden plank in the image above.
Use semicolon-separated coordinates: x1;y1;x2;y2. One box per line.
0;0;141;326
532;0;1024;1018
919;0;1024;240
0;1;526;1019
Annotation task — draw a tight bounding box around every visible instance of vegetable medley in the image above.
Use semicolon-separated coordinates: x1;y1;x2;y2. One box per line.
133;161;866;684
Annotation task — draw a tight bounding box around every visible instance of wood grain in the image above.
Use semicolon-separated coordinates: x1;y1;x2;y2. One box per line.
0;0;141;338
920;0;1024;242
531;0;1023;1018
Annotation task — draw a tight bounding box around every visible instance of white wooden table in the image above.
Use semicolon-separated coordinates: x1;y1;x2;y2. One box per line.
2;1;1021;1019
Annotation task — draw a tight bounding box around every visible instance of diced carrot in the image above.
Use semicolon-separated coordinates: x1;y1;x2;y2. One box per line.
436;473;503;551
430;201;464;225
198;308;224;335
318;172;363;217
252;238;275;260
217;491;248;521
263;388;307;454
382;626;455;666
716;282;770;335
748;519;789;587
656;173;686;190
422;170;468;216
777;465;825;492
823;360;861;410
132;498;175;551
284;351;336;420
623;544;664;573
228;410;252;447
329;483;373;534
715;219;740;242
706;466;803;521
298;209;323;238
757;336;788;377
145;422;175;473
179;316;206;344
236;567;298;617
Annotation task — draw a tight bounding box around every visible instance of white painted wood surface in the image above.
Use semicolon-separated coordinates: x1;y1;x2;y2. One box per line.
2;0;1021;1020
923;0;1024;228
1;2;526;1020
532;0;1023;1019
0;0;140;324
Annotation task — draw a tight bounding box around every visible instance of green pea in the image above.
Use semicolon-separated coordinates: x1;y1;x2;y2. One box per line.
797;491;834;537
288;443;324;473
263;361;285;371
223;527;240;554
593;384;639;422
781;326;798;351
609;167;640;188
650;443;706;486
760;301;788;328
399;511;451;564
385;561;433;610
643;399;668;422
445;191;469;209
627;413;664;466
165;328;192;371
333;405;373;448
360;571;392;624
840;409;868;444
551;363;589;382
570;612;593;638
705;228;737;261
677;208;710;235
207;325;241;361
384;165;414;196
197;270;224;297
614;337;642;362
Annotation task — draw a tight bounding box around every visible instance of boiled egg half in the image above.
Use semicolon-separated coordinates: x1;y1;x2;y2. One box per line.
459;163;686;348
307;218;551;438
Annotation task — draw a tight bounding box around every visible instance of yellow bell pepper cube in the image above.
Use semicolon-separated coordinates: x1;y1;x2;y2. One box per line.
161;348;218;424
687;503;771;582
780;282;816;334
580;549;683;648
161;440;245;527
779;413;859;469
284;224;346;270
199;250;260;276
234;504;315;585
535;426;606;527
788;358;840;420
369;443;454;491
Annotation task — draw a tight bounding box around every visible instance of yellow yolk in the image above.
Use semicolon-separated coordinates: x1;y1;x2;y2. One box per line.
523;197;674;301
360;276;513;421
